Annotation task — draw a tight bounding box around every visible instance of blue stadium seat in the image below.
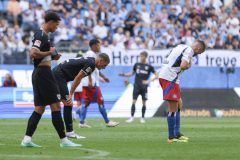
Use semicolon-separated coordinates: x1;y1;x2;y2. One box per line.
126;3;132;11
155;4;162;11
136;3;142;12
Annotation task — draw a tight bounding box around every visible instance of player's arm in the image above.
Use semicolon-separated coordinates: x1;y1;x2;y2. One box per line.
30;47;54;58
180;48;193;70
31;31;54;58
118;71;135;77
180;60;191;70
99;72;110;83
88;75;93;87
119;63;136;77
69;70;86;98
151;72;159;81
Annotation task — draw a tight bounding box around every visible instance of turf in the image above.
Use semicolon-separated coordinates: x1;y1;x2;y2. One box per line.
0;118;239;160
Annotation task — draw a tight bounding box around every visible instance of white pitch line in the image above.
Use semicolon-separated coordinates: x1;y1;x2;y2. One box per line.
0;144;110;160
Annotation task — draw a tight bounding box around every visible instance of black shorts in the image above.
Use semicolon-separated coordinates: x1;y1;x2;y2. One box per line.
32;66;60;106
133;85;148;100
52;67;69;100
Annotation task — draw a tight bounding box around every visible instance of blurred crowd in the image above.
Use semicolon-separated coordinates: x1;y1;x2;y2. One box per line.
0;0;239;62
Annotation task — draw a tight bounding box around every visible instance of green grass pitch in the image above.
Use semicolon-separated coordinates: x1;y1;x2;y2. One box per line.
0;118;239;160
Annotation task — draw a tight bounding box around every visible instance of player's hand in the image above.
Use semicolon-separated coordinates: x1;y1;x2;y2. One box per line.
66;94;73;106
118;73;124;76
99;77;105;83
49;47;55;54
142;80;150;85
53;54;61;60
103;77;110;83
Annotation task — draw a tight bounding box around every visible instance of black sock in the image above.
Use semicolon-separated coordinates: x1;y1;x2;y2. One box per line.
64;106;73;132
142;105;146;118
25;111;42;136
52;111;66;139
131;104;135;117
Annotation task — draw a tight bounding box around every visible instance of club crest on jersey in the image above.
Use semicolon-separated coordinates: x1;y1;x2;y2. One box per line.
57;94;61;100
86;67;92;73
145;66;149;70
65;95;69;100
172;94;177;99
34;40;41;47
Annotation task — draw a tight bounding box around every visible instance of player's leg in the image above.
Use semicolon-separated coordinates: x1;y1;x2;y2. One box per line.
140;100;146;123
159;78;187;143
50;102;82;147
21;106;45;147
126;86;139;123
167;100;178;143
79;101;91;128
54;73;74;134
140;87;148;123
79;87;92;128
92;86;119;127
175;98;189;140
75;92;82;120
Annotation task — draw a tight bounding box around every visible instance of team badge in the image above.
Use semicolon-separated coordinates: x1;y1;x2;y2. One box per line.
57;94;61;100
65;95;69;100
172;94;177;99
34;40;41;47
145;66;149;70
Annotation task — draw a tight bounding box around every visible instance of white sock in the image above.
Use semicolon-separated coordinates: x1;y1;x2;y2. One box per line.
23;135;31;142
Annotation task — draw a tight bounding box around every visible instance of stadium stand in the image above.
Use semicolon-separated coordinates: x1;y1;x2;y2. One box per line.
0;0;239;64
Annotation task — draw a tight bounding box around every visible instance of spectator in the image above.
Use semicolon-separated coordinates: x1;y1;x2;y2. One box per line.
7;0;22;26
93;20;108;39
226;13;240;38
3;73;17;87
124;10;139;37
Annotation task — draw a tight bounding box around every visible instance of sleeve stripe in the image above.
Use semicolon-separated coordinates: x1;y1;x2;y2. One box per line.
81;69;88;76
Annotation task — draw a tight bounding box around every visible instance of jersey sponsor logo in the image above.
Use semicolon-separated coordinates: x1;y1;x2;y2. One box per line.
86;67;92;73
34;40;41;47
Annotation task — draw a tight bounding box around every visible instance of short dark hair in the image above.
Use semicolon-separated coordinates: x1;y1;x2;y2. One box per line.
196;40;206;51
89;39;100;47
44;11;61;23
140;51;148;57
98;53;110;63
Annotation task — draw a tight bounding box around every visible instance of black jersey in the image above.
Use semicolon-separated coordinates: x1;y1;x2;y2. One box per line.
32;29;51;67
133;63;155;87
57;57;96;82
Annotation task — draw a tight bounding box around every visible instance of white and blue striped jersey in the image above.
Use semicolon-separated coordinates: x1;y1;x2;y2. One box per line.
159;44;194;83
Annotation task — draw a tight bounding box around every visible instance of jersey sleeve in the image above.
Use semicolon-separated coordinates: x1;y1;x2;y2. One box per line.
181;47;194;63
81;59;95;76
32;31;45;50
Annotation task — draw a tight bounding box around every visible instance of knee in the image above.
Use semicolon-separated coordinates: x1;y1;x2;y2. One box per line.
35;107;45;115
50;102;61;112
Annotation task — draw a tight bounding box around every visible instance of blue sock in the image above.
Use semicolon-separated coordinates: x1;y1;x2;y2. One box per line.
98;104;109;123
167;112;176;139
80;106;88;124
175;108;181;136
76;108;81;120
